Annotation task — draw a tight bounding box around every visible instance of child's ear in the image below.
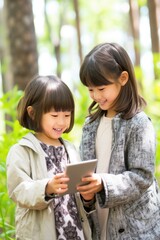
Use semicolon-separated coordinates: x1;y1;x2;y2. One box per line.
27;106;35;120
119;71;128;86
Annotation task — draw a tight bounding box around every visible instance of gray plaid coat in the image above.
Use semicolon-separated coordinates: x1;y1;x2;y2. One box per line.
80;111;160;240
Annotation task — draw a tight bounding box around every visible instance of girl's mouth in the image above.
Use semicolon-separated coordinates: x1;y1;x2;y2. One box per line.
98;100;107;106
53;128;63;133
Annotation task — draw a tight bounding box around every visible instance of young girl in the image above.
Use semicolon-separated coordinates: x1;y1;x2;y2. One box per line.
77;43;160;240
6;75;92;240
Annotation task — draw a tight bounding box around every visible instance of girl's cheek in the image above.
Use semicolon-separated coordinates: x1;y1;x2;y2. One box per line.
89;92;94;99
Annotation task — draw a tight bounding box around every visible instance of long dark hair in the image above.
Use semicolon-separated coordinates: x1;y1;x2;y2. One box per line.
80;43;146;121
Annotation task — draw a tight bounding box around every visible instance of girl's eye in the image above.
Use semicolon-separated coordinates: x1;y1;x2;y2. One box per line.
65;113;71;117
99;88;105;91
88;89;93;92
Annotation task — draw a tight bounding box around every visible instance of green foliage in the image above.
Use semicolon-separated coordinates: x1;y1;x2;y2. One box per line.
0;86;23;120
0;88;28;239
138;0;147;7
153;53;160;80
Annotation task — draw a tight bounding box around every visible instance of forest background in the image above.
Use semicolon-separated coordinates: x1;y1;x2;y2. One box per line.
0;0;160;239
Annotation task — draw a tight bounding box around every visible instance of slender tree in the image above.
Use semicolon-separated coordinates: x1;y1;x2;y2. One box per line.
129;0;140;66
147;0;160;53
73;0;83;65
147;0;160;79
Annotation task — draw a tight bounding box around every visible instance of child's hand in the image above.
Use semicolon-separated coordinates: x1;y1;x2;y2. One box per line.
77;173;102;195
45;172;69;195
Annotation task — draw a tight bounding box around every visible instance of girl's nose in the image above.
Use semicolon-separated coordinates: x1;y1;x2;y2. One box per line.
58;117;65;126
93;91;101;101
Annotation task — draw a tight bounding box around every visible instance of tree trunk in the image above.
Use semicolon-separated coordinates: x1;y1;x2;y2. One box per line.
147;0;160;79
4;0;39;91
129;0;140;67
73;0;83;65
147;0;160;53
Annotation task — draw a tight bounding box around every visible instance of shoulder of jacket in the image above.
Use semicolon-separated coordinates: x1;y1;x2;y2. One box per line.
129;112;151;125
18;132;40;153
122;112;154;135
6;143;30;164
113;111;152;131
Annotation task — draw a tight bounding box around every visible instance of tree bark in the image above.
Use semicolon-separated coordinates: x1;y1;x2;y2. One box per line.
73;0;83;65
4;0;39;91
129;0;140;66
147;0;160;53
147;0;160;79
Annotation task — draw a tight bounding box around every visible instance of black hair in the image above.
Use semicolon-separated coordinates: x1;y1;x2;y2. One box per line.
80;42;146;121
18;75;74;132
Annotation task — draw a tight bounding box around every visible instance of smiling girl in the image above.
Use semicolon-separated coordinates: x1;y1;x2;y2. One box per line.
6;75;92;240
77;43;160;240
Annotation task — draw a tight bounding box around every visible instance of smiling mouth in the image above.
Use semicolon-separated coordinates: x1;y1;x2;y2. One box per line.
98;101;106;105
53;128;63;133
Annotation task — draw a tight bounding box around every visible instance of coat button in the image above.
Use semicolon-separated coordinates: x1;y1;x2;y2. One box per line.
81;218;84;222
118;228;125;233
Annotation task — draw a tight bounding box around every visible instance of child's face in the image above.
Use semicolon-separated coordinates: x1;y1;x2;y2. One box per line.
88;82;121;117
38;109;71;143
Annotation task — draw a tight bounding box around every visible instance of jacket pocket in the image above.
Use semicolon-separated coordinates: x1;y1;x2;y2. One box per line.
16;207;40;239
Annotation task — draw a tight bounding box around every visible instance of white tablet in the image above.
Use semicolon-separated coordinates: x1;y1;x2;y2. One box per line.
61;159;97;195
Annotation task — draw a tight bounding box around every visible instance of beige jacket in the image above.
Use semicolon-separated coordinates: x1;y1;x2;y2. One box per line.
7;133;92;240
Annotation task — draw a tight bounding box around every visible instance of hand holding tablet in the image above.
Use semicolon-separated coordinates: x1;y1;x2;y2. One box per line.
60;159;97;195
